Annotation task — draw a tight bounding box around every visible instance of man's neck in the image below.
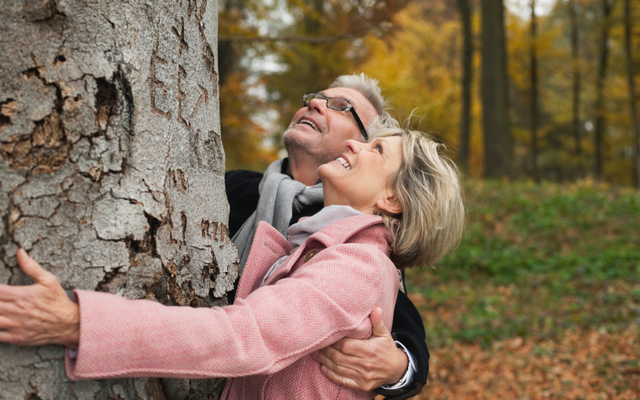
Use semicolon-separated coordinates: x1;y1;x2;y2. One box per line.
287;156;320;186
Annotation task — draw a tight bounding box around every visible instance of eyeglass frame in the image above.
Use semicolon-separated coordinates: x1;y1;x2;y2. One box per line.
301;93;369;141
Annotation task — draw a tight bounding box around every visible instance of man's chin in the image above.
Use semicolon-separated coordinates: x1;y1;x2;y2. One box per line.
284;128;319;147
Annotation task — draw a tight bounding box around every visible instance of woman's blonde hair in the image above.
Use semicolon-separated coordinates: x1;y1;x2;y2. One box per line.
372;125;465;269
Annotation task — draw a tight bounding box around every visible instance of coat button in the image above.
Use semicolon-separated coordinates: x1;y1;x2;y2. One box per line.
303;249;320;262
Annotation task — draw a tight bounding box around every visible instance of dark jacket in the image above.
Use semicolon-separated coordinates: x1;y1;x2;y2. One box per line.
225;164;429;400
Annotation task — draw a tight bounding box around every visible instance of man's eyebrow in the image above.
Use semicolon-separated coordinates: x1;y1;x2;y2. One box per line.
321;91;355;104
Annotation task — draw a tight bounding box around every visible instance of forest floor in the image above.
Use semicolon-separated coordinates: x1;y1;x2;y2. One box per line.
402;180;640;399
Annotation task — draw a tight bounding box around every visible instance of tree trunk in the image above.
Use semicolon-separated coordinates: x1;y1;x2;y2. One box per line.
457;0;473;175
624;0;640;187
0;1;238;399
594;0;614;181
481;0;513;179
530;0;539;181
569;0;582;157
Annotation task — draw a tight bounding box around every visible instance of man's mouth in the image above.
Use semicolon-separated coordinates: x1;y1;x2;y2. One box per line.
336;156;351;170
298;118;320;132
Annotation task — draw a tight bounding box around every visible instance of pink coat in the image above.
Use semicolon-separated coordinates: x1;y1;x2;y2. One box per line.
65;215;399;399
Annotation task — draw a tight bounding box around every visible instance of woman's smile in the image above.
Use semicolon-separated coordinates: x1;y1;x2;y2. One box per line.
335;155;351;169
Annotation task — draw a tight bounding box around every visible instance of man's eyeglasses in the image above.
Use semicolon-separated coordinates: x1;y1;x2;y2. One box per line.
302;93;369;141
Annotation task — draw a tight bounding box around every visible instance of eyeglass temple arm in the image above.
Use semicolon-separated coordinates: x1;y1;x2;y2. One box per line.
350;110;369;141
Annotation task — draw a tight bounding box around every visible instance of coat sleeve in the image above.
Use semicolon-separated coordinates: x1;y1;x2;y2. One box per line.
224;169;264;237
65;245;398;381
375;288;429;400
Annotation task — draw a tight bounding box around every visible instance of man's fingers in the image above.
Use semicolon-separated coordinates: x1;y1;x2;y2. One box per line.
319;365;361;391
16;249;51;284
314;347;361;377
369;307;389;338
318;344;351;367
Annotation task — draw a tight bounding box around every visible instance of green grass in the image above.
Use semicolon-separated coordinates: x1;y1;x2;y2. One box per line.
406;179;640;349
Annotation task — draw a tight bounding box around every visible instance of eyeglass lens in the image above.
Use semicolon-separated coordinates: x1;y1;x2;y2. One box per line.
303;94;350;111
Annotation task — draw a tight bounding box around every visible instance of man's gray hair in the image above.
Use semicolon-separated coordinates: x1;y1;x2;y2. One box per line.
329;73;399;132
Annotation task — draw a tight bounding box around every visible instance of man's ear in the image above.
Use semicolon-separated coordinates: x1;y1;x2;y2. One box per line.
375;192;402;215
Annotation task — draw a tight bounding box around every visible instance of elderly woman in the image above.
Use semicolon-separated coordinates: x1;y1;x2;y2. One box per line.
0;126;464;400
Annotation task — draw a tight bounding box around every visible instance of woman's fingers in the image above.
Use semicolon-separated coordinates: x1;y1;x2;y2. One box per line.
0;250;80;348
16;248;51;284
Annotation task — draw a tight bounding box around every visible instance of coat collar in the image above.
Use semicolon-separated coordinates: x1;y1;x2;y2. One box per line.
236;214;393;300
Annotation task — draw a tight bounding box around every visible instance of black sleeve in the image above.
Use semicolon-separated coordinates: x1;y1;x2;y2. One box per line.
374;289;429;400
225;169;264;237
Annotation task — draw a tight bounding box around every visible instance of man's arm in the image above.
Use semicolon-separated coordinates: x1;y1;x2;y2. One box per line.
313;289;429;400
311;307;408;389
225;169;264;237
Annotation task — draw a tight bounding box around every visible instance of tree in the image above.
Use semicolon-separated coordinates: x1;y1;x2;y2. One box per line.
593;0;615;180
0;1;237;398
624;0;640;187
569;0;582;157
530;0;540;181
457;0;473;175
481;0;513;178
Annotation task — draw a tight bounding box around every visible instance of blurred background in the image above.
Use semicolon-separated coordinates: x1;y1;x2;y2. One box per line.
218;0;640;398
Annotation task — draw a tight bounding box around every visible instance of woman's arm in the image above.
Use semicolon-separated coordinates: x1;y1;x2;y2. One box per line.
65;245;398;381
0;249;79;349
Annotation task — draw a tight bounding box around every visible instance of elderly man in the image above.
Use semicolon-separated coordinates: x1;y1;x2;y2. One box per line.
226;74;428;399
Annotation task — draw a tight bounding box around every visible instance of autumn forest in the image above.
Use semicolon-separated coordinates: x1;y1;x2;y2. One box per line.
218;1;640;398
218;0;640;187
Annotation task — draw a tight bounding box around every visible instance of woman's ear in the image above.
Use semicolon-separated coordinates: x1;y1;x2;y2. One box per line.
375;192;402;215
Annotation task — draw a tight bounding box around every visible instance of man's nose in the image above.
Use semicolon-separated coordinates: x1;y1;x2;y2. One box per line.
307;97;327;113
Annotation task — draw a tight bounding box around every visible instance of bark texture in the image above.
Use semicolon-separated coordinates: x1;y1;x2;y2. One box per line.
0;0;238;398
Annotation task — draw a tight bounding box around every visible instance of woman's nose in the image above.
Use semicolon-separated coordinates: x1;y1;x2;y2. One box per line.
344;139;361;153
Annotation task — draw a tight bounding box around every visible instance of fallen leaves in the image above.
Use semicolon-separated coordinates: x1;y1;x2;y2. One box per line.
409;326;640;400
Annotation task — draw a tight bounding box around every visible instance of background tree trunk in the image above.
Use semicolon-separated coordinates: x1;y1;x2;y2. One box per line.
594;0;614;181
530;0;539;181
569;0;582;157
457;0;473;175
0;0;238;399
481;0;513;178
624;0;640;187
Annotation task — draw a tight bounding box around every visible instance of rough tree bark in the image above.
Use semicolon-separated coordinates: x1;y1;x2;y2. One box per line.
481;0;513;179
0;0;238;399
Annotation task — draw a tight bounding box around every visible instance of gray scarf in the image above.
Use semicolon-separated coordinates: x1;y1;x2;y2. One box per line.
231;159;324;272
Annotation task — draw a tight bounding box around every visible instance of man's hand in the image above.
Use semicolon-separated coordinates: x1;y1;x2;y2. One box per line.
311;307;408;391
0;249;79;348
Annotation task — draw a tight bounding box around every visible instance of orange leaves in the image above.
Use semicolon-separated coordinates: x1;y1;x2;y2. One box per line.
417;327;640;400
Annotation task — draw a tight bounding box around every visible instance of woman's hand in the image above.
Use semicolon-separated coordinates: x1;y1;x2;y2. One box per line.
0;249;79;349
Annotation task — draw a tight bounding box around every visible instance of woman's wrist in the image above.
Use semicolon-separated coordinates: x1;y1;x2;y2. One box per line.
59;299;80;349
